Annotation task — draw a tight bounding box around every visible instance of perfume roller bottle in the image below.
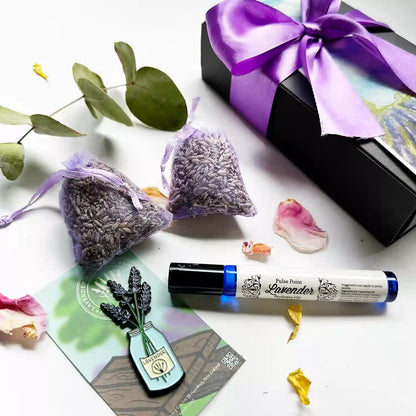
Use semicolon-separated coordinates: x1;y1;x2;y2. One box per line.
168;263;398;303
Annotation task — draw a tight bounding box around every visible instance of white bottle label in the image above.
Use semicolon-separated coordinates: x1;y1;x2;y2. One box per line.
236;267;388;303
140;347;175;379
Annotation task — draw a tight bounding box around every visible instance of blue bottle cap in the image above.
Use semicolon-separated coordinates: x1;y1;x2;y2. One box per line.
384;271;398;302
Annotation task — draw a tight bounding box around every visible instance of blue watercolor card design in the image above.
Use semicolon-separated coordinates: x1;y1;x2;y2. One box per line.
263;0;416;174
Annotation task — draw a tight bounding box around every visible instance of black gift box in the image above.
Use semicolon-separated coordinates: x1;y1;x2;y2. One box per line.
201;3;416;246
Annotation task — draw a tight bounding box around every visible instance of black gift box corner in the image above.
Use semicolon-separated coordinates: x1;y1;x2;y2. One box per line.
201;11;416;246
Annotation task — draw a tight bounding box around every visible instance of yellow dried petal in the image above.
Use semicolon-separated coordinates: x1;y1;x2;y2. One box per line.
143;186;168;209
288;304;302;342
287;368;311;405
288;304;302;325
288;324;299;342
143;186;167;199
33;63;48;80
22;324;37;338
241;241;272;256
252;243;272;255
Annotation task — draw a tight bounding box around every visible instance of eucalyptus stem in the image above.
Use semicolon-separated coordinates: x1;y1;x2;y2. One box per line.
106;83;130;91
17;128;34;144
49;96;85;117
16;82;130;144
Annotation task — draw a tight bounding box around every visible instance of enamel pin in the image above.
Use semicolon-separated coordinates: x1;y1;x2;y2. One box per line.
101;266;184;393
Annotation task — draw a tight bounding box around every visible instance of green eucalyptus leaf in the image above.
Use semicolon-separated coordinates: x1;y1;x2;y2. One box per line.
0;106;32;126
73;63;106;90
126;67;187;131
114;42;136;85
85;101;102;120
73;63;106;119
30;114;85;137
78;78;133;126
0;143;25;180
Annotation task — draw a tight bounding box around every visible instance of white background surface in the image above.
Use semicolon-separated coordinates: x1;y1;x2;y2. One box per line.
0;0;415;415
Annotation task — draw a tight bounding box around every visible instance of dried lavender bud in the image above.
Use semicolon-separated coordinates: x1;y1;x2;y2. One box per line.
101;303;131;326
167;130;257;219
100;303;115;318
119;309;132;325
128;266;142;293
107;280;127;299
139;281;152;314
59;158;172;269
142;306;152;315
119;298;132;308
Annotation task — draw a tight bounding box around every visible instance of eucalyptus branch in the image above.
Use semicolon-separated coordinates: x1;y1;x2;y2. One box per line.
0;41;188;182
49;96;86;118
17;83;129;144
16;127;34;144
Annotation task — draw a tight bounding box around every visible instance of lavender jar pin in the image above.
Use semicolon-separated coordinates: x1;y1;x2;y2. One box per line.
101;266;185;394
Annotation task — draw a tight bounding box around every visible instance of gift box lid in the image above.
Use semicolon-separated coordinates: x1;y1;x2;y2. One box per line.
201;2;416;246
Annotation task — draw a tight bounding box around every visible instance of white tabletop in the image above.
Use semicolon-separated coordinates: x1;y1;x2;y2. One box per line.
1;1;415;415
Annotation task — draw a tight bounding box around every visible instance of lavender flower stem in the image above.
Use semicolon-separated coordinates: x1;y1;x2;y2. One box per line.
122;294;141;327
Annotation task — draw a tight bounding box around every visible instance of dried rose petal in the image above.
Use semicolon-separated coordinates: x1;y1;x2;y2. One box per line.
0;293;47;340
287;368;311;405
273;199;328;253
242;240;254;254
252;243;272;255
242;241;272;256
287;304;302;343
143;186;169;210
33;63;48;80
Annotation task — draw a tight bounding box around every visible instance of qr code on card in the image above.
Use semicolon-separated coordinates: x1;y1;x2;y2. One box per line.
221;351;240;369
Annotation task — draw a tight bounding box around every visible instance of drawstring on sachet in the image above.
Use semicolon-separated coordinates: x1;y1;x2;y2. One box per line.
0;157;147;227
160;97;200;191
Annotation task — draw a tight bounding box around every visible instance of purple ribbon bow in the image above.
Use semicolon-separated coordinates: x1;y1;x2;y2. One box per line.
206;0;416;138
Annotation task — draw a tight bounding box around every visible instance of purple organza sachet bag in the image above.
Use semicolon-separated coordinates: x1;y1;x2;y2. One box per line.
0;153;172;269
161;98;257;220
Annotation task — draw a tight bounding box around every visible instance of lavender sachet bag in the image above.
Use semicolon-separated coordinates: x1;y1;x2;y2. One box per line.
161;98;257;220
1;153;172;269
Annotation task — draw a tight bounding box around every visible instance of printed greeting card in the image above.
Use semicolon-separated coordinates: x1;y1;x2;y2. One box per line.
36;251;244;416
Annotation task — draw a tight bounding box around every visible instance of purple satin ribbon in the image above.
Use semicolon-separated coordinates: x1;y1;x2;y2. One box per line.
0;153;148;227
206;0;416;138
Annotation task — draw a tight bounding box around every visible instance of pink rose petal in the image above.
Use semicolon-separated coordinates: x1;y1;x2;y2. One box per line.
242;240;254;255
0;293;47;340
273;199;328;253
242;241;272;256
